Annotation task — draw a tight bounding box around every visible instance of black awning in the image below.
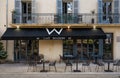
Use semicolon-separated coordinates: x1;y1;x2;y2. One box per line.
1;28;106;40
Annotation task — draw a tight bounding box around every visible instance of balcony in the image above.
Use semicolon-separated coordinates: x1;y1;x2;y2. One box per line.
12;13;120;25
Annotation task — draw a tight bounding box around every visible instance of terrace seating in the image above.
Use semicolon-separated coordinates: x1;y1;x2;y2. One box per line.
113;59;120;72
64;61;73;72
27;55;37;72
82;60;91;72
49;61;57;72
95;59;105;72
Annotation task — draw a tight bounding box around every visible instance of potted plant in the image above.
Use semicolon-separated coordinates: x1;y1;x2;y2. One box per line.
0;41;7;63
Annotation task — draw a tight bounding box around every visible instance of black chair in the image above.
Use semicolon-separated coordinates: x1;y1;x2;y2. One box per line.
27;55;37;72
49;61;57;72
95;60;105;72
82;61;91;72
59;55;63;63
113;59;120;72
64;61;73;72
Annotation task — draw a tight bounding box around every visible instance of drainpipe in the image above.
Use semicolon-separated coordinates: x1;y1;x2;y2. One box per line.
6;0;8;52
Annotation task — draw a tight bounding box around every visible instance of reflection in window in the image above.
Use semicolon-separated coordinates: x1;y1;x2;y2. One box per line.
63;40;73;55
14;40;39;62
103;33;113;60
102;2;112;23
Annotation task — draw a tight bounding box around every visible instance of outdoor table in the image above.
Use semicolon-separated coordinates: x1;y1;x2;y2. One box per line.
40;60;48;72
104;60;113;72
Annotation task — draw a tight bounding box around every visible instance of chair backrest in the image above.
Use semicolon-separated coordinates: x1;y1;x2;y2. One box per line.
113;59;119;64
49;61;56;66
59;55;63;59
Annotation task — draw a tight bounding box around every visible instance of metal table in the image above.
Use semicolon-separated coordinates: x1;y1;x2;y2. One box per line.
104;60;113;72
40;60;48;72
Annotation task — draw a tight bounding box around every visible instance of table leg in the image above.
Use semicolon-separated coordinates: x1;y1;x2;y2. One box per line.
104;62;113;72
73;60;81;72
40;61;48;72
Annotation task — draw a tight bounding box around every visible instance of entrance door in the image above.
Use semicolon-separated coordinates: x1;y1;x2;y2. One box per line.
77;39;99;61
14;40;39;62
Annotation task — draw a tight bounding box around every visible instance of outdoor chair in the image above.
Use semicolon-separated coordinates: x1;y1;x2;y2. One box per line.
27;55;37;72
95;59;105;72
82;61;91;72
59;55;63;63
113;59;120;72
49;61;57;72
64;61;73;72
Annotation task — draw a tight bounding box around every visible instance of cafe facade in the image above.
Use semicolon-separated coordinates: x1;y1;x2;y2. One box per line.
0;0;120;62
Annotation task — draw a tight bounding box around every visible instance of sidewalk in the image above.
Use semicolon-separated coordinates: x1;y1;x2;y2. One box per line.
0;63;119;78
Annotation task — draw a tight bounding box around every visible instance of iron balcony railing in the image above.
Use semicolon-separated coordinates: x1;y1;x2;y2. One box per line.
12;13;120;24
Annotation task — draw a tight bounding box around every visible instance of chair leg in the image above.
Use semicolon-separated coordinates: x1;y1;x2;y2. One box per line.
89;66;91;72
71;66;72;71
54;66;57;72
116;66;118;72
49;66;50;71
103;66;105;72
65;66;67;71
83;66;85;72
97;66;99;72
27;65;30;72
84;66;85;72
95;65;97;72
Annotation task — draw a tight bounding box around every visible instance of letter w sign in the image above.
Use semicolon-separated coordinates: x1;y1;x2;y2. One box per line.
46;28;63;35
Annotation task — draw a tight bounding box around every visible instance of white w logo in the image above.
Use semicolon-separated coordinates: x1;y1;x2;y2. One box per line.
46;28;63;35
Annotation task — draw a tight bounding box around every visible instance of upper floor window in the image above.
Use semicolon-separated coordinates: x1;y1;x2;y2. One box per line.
63;1;73;14
22;1;31;23
102;1;112;23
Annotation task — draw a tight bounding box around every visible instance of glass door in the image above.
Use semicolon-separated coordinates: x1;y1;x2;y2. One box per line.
14;40;39;62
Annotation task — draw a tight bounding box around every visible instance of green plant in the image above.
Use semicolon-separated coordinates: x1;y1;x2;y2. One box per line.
0;41;7;60
0;51;7;59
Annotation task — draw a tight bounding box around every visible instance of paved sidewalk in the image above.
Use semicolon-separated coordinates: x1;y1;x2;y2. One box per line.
0;63;119;78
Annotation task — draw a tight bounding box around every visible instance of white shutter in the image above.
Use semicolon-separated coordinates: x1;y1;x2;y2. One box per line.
15;0;22;23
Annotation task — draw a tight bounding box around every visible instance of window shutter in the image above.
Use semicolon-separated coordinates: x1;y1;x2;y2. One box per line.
98;0;103;23
57;0;62;23
57;0;62;14
114;0;119;23
73;0;79;23
73;0;78;14
15;0;22;23
32;0;36;23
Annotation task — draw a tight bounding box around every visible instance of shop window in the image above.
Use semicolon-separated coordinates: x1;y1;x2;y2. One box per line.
103;33;113;60
14;40;39;62
63;40;73;55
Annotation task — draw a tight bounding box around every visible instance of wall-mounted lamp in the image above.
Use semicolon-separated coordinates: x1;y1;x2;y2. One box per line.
16;25;20;29
93;25;96;30
67;26;70;29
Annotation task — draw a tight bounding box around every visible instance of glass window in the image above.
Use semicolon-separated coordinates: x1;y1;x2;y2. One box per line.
22;2;31;23
63;40;73;55
14;40;39;62
103;33;113;60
